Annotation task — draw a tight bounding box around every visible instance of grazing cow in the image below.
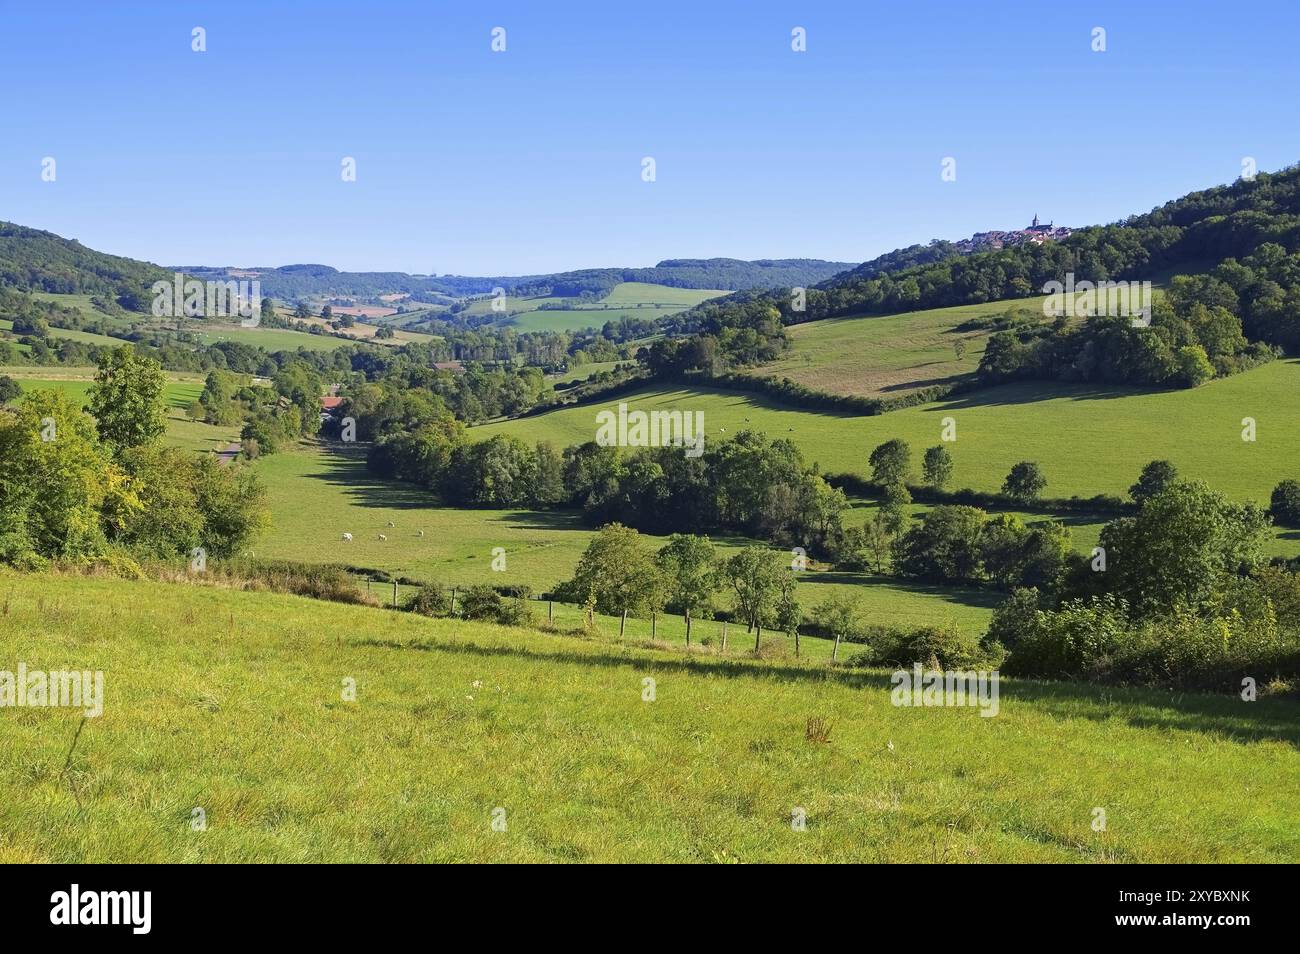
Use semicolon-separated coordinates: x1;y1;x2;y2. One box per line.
416;530;425;537
386;521;395;528
378;534;387;541
341;532;353;542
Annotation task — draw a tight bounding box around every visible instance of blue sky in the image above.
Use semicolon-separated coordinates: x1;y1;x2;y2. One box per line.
2;0;1298;275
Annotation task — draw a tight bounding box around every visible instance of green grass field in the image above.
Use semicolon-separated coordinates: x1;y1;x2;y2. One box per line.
9;369;240;455
250;444;999;635
547;360;624;385
475;359;1300;504
188;325;353;352
749;290;1163;400
1;569;1295;862
0;317;123;348
448;282;729;334
748;299;1020;398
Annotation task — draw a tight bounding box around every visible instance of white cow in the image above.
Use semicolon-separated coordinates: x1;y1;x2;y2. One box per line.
416;529;425;537
341;532;353;542
378;534;388;541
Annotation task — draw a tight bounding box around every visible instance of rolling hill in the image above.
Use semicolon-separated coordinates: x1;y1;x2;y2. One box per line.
1;568;1295;862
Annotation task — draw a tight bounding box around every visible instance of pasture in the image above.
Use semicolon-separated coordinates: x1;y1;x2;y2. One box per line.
748;299;1022;398
453;282;729;334
250;444;999;634
9;369;240;455
0;569;1295;862
474;359;1300;504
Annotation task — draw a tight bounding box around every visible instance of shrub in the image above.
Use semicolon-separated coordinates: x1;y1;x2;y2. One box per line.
457;584;535;626
1001;595;1132;679
1270;479;1300;527
984;587;1042;654
888;624;986;669
458;584;505;621
405;583;451;617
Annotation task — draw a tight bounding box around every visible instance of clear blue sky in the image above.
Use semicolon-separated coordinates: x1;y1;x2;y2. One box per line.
2;0;1298;276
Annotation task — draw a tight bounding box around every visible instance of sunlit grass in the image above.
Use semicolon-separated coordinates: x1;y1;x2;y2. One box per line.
0;569;1294;863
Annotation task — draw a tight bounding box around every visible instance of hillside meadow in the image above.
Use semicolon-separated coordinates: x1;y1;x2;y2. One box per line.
475;359;1300;504
448;282;729;334
250;444;999;636
748;298;1018;398
0;570;1295;863
9;368;240;455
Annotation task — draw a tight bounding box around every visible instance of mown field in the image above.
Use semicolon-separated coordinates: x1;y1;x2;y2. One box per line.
250;444;1000;635
475;359;1300;505
0;569;1295;862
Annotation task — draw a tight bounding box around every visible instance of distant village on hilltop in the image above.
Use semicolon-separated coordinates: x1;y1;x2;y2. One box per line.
958;215;1073;252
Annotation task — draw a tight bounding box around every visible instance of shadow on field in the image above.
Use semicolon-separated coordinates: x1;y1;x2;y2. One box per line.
801;572;1004;611
307;442;593;533
308;442;437;511
923;381;1148;412
877;371;968;393
354;636;1300;749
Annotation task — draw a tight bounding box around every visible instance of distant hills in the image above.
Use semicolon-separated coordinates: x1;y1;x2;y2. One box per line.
173;258;859;303
0;219;856;312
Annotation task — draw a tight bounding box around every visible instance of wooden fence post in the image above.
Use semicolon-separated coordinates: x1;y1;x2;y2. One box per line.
392;580;398;608
721;621;728;651
450;587;457;614
620;609;627;638
548;600;553;623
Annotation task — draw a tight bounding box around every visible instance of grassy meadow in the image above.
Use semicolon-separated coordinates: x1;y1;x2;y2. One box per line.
0;569;1295;863
8;367;240;455
749;298;1021;398
250;444;1000;636
475;359;1300;505
444;282;729;334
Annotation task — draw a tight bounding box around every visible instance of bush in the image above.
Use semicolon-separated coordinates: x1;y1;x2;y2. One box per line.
207;559;374;605
0;376;20;405
888;624;987;669
984;587;1042;653
1270;479;1300;527
457;584;535;626
458;584;504;621
405;583;451;617
999;583;1300;689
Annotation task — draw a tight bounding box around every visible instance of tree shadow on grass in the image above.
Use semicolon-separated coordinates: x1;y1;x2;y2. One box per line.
801;572;1006;612
920;381;1150;413
307;446;434;511
354;635;1300;749
877;372;971;393
304;442;591;534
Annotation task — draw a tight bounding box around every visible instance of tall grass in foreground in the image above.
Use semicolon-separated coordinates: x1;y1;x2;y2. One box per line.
0;569;1296;862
